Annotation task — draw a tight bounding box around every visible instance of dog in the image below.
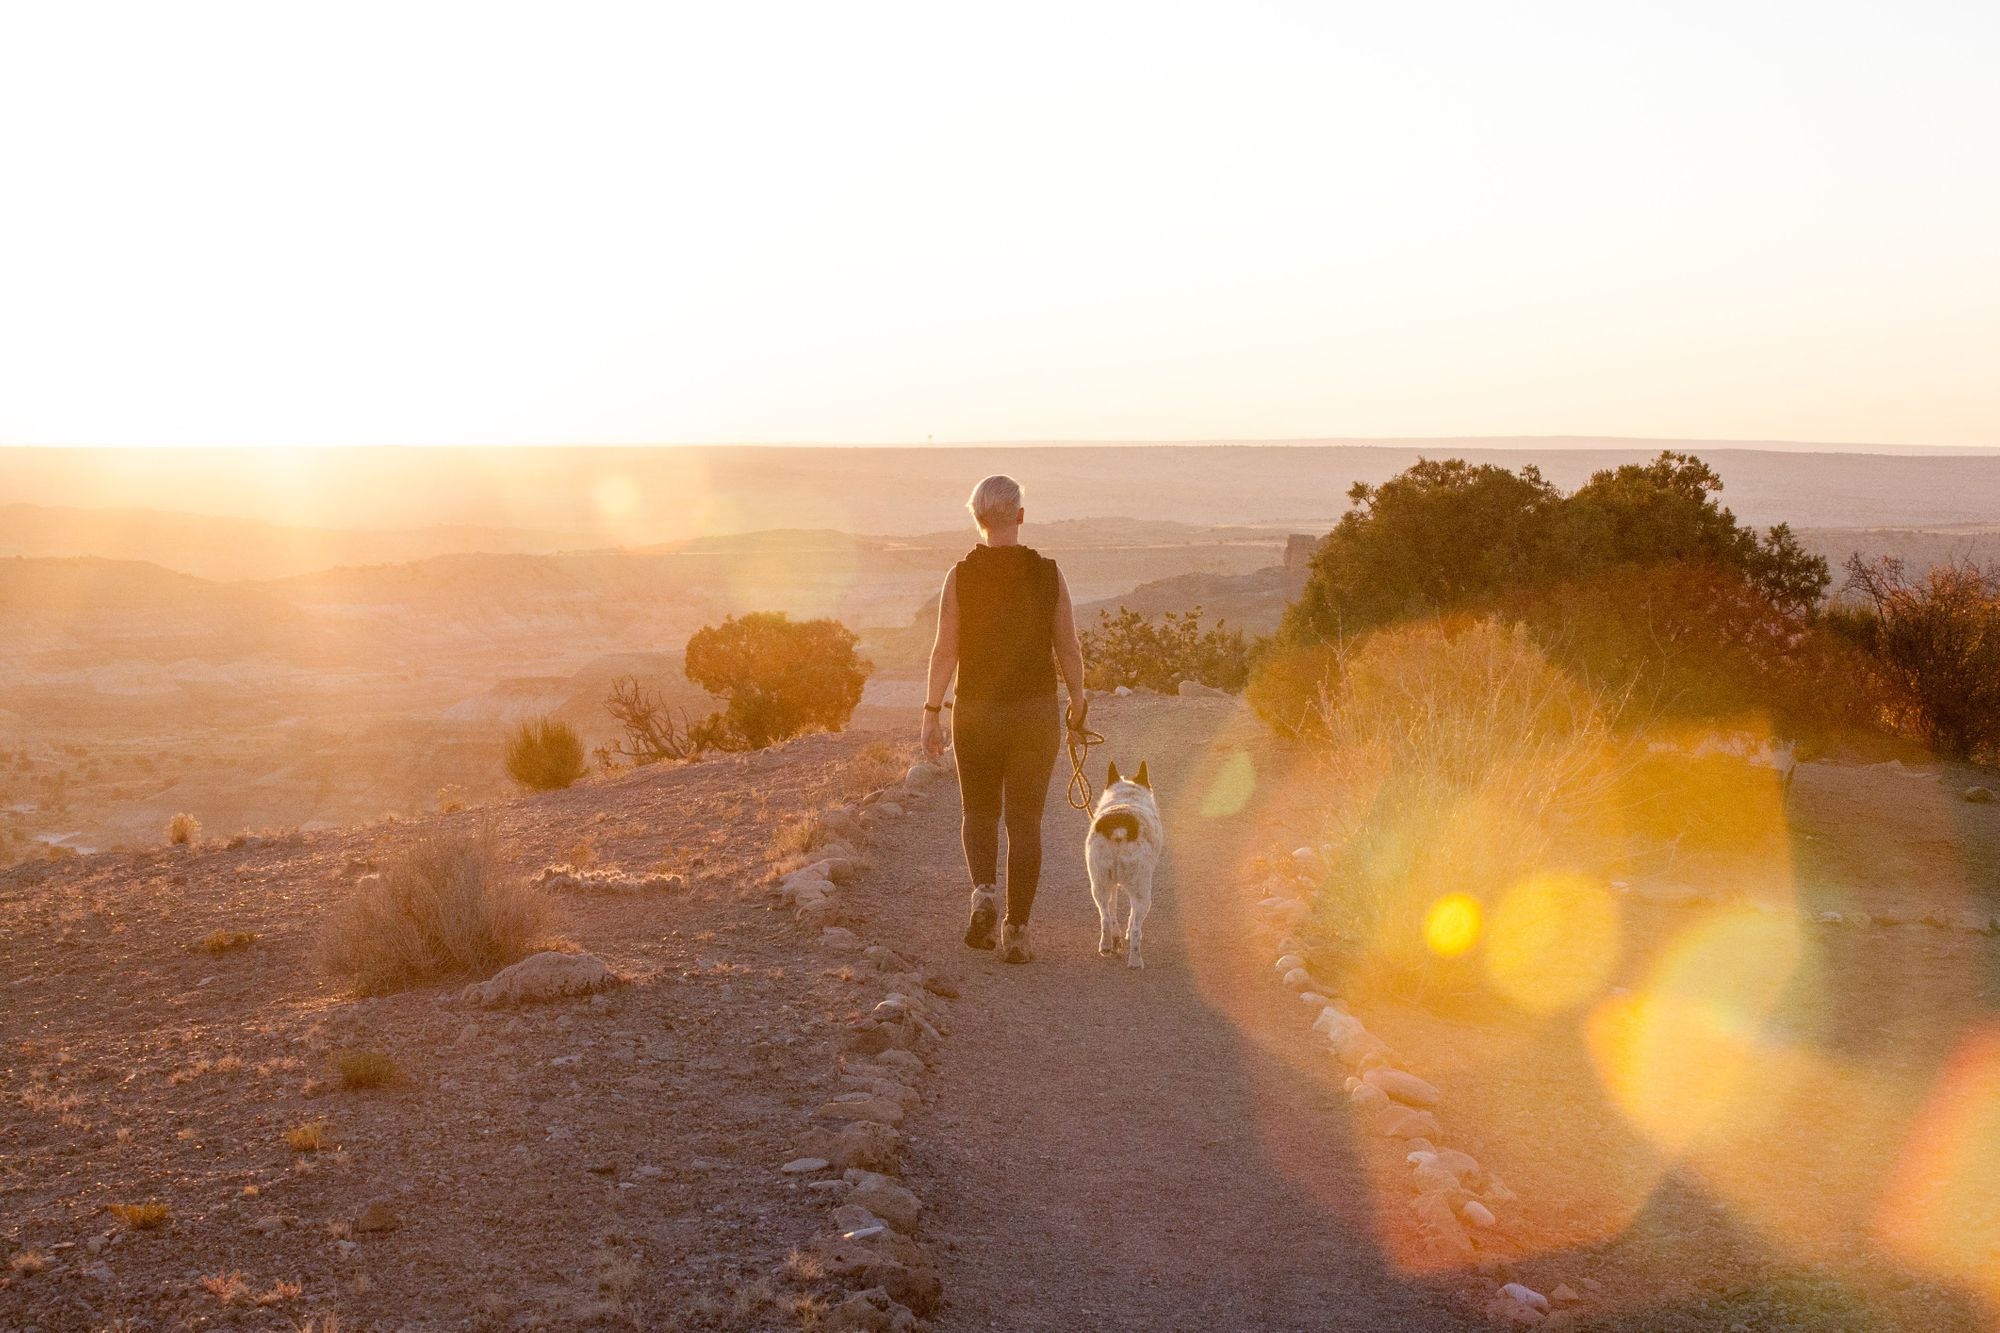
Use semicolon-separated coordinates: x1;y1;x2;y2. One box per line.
1086;760;1164;969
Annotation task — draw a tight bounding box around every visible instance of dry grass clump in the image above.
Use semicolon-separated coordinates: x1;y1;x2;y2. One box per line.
332;1049;402;1089
842;740;907;798
257;1278;303;1306
167;812;201;847
198;929;258;954
505;717;589;791
9;1249;48;1276
110;1201;170;1230
1298;617;1629;997
284;1119;331;1151
770;813;826;861
200;1270;249;1303
318;829;556;995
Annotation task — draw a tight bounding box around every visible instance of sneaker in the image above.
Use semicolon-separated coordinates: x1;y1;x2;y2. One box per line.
1000;920;1033;964
963;885;998;950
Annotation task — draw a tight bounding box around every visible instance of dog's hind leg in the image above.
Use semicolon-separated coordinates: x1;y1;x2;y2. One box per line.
1087;843;1118;956
1124;865;1154;969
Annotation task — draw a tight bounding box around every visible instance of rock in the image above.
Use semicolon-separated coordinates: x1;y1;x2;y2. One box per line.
1461;1200;1497;1228
815;1097;905;1126
1281;967;1312;988
633;1165;665;1179
353;1201;400;1234
1348;1082;1390;1116
1334;1027;1394;1069
459;951;615;1006
1380;1107;1442;1139
1550;1283;1581;1304
875;802;904;818
850;1174;924;1234
841;1075;922;1108
821;927;864;951
1177;679;1227;698
781;1157;831;1174
1114;685;1133;696
1256;896;1310;924
806;1120;903;1173
1364;1068;1443;1109
1501;1283;1551;1312
1409;1190;1474;1259
825;1286;921;1332
811;1234;941;1315
1292;846;1317;863
82;1260;116;1281
1274;953;1306;972
871;1049;926;1073
920;971;960;1000
1967;786;1996;804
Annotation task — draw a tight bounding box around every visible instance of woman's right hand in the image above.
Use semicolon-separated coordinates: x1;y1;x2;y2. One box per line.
920;710;945;758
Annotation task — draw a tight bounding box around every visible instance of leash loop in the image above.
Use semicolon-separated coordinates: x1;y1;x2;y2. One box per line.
1066;724;1107;812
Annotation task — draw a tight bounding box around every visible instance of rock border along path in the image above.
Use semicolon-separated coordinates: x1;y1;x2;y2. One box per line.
763;756;963;1331
837;695;1482;1331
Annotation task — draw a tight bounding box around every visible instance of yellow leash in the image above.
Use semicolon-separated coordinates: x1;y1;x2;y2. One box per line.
1065;723;1107;812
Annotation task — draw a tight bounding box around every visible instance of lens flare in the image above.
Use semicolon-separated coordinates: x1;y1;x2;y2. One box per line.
1486;873;1620;1013
1423;893;1482;958
1588;907;1802;1153
1199;750;1256;818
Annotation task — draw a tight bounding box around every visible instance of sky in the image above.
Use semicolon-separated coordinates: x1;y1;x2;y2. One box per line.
1;1;1995;449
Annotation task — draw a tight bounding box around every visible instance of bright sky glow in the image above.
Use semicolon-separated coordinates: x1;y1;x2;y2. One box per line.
1;1;1995;447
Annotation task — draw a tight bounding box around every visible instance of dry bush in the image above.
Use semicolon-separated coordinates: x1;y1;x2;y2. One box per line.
318;829;556;995
167;812;200;847
200;1271;249;1303
284;1120;330;1151
1843;555;2000;758
110;1201;169;1230
198;929;257;954
504;717;589;792
332;1049;401;1089
256;1279;303;1306
1297;617;1629;998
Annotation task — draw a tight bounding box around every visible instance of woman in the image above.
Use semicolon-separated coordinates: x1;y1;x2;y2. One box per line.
920;474;1087;964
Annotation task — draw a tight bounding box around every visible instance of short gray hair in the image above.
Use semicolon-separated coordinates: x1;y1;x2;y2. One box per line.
966;474;1023;527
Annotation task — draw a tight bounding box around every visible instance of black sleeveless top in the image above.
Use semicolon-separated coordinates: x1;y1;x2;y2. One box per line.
953;544;1060;702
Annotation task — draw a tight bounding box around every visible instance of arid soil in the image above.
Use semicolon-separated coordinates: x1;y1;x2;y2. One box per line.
1;728;935;1330
6;691;1999;1331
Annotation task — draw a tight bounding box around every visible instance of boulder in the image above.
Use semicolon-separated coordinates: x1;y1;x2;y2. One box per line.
825;1287;921;1332
1364;1068;1443;1109
849;1173;924;1234
459;952;615;1007
1967;786;1996;804
1380;1107;1442;1139
1177;679;1227;698
811;1233;941;1315
805;1120;903;1173
781;1157;830;1174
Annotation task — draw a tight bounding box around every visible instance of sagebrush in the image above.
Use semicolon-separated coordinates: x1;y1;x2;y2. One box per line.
318;830;555;995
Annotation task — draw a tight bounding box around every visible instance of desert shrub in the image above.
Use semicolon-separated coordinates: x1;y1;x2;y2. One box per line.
1081;606;1250;693
1281;451;1829;645
504;717;588;791
283;1120;330;1151
197;930;257;954
1294;618;1629;1000
683;612;870;749
1245;639;1350;737
601;675;734;765
1507;561;1893;748
166;812;200;846
318;829;555;995
111;1202;169;1230
332;1049;401;1089
1843;556;2000;758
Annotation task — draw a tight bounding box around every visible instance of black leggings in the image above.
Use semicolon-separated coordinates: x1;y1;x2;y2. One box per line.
952;694;1061;926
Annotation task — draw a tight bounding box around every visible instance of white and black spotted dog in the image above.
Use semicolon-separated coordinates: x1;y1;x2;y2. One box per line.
1085;760;1164;969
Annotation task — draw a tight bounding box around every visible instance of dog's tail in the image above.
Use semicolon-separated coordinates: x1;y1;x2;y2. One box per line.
1092;811;1141;842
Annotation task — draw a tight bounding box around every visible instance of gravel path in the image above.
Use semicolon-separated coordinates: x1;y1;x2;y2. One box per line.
850;695;1480;1331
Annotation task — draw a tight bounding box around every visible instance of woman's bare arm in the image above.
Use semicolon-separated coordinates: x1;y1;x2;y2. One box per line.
1053;568;1086;728
921;568;959;755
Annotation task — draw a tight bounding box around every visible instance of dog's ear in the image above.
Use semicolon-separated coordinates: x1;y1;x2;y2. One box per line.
1106;760;1121;786
1135;760;1150;789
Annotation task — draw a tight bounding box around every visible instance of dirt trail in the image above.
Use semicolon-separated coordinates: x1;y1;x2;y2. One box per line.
849;695;1480;1331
